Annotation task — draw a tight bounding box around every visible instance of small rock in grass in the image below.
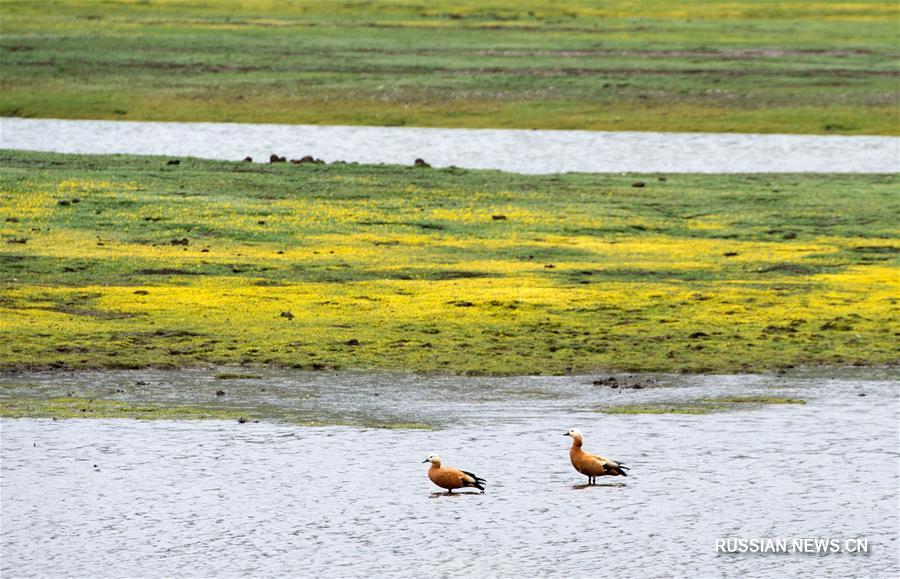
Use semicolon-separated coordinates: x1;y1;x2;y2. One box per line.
414;158;431;168
280;311;294;320
291;155;322;164
631;181;646;188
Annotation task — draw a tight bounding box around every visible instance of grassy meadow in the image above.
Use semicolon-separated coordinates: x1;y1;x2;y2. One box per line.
1;150;897;375
1;0;898;134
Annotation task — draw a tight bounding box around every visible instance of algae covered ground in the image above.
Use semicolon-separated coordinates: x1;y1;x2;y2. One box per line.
1;150;897;375
1;0;898;134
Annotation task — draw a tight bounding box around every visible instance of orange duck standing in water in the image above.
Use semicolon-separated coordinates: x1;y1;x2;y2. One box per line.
565;428;629;484
423;454;486;494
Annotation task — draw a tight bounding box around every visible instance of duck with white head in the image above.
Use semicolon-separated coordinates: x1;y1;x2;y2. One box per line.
565;428;629;484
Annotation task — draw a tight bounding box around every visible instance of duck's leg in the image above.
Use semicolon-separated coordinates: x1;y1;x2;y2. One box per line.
447;489;453;495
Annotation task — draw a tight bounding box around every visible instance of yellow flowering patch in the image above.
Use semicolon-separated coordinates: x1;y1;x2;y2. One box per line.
1;152;897;374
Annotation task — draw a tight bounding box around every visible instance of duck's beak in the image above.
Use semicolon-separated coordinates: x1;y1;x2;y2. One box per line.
422;459;429;463
564;433;570;436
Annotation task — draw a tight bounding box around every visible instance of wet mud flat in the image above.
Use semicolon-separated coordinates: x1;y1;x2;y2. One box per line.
1;369;898;577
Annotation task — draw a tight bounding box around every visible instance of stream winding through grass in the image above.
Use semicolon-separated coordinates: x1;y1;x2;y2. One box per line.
2;118;898;173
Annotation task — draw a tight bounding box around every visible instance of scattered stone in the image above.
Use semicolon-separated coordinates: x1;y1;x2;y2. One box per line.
170;237;189;246
291;155;323;164
257;220;266;225
492;215;507;221
723;251;739;257
782;232;797;239
345;338;360;346
657;176;667;182
215;390;225;396
448;300;474;307
167;159;180;165
5;217;19;223
6;237;27;244
280;311;295;320
544;264;556;269
71;198;80;204
689;332;710;339
276;250;284;255
414;158;431;168
200;248;209;253
242;156;253;162
269;154;286;163
135;381;147;386
238;417;248;423
133;290;149;295
592;377;619;386
58;200;71;206
592;376;655;389
631;181;646;188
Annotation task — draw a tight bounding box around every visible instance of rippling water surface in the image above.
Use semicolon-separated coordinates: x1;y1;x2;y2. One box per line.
2;117;898;173
1;370;898;577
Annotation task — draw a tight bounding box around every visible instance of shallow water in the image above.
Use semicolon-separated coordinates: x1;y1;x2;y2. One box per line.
2;117;898;173
1;370;898;577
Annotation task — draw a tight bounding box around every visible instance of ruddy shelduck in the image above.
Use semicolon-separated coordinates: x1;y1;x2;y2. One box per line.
423;454;486;494
565;428;629;484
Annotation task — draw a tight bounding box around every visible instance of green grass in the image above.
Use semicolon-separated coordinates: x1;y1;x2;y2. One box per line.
601;396;806;414
1;0;898;134
1;150;898;375
214;372;263;380
0;396;250;420
0;394;433;426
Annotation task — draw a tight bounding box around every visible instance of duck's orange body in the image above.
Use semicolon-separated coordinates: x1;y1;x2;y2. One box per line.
566;428;628;484
423;455;485;494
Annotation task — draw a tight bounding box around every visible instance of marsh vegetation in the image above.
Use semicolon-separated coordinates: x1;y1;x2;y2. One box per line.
1;151;896;374
2;0;898;134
